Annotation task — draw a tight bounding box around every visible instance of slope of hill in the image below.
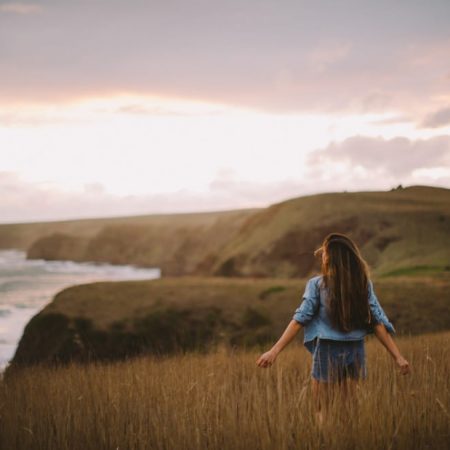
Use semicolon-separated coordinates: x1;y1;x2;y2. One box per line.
8;274;450;369
0;208;261;250
0;185;448;277
0;208;260;276
198;185;450;278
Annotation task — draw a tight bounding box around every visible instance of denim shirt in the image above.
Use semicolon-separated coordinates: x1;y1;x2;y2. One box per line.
292;275;396;347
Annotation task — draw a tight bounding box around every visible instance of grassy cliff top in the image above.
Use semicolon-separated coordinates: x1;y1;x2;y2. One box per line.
10;273;450;368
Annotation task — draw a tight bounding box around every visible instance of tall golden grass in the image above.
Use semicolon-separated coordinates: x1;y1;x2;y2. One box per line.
1;331;449;450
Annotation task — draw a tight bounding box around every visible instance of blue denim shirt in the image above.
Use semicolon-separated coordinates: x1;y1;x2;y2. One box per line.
292;275;396;348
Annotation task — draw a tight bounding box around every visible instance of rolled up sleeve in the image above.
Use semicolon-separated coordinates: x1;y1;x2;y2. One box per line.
292;278;319;326
368;280;396;335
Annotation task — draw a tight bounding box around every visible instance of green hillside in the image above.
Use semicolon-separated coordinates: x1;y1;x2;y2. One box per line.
201;185;450;278
0;185;448;278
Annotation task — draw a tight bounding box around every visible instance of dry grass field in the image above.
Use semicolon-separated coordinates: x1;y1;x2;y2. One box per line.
1;330;449;450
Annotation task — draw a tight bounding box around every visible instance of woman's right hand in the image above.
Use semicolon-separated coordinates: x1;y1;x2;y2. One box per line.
395;355;410;375
256;349;278;368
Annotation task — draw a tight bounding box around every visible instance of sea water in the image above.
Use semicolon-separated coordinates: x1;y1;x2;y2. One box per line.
0;249;160;370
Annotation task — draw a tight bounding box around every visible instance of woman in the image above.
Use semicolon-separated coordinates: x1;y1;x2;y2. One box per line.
256;232;410;421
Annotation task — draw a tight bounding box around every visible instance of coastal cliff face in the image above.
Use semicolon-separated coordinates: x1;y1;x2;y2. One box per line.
0;208;260;275
10;185;450;278
8;275;450;370
26;209;256;276
9;277;303;368
19;208;259;276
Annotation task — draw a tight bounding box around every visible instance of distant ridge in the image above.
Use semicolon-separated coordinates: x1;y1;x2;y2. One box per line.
0;184;448;278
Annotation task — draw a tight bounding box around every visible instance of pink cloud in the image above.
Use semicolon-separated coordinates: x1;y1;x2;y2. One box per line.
0;2;41;14
307;135;450;177
421;107;450;128
0;1;448;117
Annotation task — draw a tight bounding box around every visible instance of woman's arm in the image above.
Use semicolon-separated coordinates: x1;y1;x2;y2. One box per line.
256;320;302;368
368;280;396;335
373;323;410;375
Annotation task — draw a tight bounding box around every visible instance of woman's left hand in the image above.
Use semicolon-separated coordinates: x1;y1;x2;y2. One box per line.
395;355;411;375
256;349;278;368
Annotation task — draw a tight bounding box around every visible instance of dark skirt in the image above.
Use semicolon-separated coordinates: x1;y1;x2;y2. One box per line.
305;337;367;383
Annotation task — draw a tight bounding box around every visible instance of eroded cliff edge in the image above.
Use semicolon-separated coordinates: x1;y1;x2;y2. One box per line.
8;275;450;371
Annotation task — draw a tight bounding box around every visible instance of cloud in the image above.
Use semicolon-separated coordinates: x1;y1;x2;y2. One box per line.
116;104;187;116
113;103;225;117
370;115;412;126
0;97;226;127
0;111;81;127
2;148;449;224
0;169;369;224
307;40;353;74
0;1;449;116
0;2;41;14
306;135;450;178
421;107;450;128
0;170;293;223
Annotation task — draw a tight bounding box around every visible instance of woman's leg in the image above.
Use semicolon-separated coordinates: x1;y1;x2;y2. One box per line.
337;376;364;420
340;354;365;406
340;377;358;403
311;378;330;425
312;376;361;425
312;341;366;425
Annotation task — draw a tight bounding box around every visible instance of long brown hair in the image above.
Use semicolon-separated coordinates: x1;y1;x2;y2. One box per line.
314;233;372;332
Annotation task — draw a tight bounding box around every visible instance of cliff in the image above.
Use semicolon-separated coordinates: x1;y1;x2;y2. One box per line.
8;274;450;369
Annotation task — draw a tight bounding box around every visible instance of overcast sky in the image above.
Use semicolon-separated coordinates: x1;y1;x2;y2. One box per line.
1;0;449;223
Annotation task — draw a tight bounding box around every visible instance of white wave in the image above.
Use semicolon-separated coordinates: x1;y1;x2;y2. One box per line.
0;249;161;369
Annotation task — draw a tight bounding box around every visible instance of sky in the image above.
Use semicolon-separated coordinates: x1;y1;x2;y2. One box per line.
1;0;449;223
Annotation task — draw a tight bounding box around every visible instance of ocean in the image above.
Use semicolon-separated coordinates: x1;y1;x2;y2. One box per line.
0;249;160;370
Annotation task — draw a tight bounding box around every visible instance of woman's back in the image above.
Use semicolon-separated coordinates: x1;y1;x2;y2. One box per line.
292;274;396;347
